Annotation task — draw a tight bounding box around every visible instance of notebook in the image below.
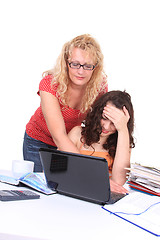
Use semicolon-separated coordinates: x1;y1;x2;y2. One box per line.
39;148;126;205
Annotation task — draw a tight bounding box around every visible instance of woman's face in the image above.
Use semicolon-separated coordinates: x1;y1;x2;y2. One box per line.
100;117;116;136
100;103;117;137
67;47;95;88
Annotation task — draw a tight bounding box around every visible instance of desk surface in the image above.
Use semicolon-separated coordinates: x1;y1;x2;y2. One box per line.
0;170;158;240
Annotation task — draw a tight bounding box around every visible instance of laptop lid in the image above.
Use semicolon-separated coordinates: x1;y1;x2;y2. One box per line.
39;148;111;205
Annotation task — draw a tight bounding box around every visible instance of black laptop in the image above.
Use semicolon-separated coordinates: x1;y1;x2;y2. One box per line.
39;148;126;205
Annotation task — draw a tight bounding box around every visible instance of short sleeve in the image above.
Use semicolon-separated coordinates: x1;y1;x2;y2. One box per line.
38;75;58;96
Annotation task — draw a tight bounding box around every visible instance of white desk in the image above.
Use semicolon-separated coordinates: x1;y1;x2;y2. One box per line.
0;171;158;240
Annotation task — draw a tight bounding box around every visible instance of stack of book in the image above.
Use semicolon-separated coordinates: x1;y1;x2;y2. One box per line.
127;163;160;196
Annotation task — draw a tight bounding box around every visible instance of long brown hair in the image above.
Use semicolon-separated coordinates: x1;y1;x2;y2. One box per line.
81;90;135;158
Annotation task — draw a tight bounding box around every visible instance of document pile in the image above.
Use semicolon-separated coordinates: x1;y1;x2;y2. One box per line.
127;163;160;196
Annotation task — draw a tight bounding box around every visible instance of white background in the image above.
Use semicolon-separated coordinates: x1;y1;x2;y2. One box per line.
0;0;160;170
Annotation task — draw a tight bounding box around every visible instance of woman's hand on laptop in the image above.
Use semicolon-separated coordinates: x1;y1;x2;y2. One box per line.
110;179;129;194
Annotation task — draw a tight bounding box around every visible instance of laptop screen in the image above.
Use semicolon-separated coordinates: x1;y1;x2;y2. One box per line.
39;148;110;204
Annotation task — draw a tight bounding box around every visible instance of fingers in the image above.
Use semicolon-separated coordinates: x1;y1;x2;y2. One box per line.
110;179;129;194
123;106;130;121
103;105;130;123
103;104;130;132
103;105;117;122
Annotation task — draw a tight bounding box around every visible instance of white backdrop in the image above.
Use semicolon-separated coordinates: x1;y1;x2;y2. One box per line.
0;0;160;170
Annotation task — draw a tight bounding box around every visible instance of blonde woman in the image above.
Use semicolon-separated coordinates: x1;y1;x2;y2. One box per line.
23;34;108;171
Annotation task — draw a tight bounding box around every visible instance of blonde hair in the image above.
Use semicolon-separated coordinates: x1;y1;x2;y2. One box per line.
43;34;107;113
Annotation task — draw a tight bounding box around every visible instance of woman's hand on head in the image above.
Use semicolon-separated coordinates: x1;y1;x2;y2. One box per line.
103;105;130;132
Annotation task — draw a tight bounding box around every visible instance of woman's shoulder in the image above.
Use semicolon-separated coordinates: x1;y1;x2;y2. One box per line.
39;74;58;95
68;125;82;145
40;74;56;86
69;125;82;135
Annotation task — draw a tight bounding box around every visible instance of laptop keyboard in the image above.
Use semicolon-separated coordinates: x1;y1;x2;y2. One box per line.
109;192;126;204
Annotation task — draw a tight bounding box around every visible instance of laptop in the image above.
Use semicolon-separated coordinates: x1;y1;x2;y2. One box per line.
39;148;126;205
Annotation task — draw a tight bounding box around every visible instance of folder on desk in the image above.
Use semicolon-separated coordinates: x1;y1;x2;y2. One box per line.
0;173;55;195
102;192;160;237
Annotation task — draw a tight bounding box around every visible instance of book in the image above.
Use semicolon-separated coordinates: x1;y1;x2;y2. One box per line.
128;181;160;196
0;173;55;195
127;163;160;196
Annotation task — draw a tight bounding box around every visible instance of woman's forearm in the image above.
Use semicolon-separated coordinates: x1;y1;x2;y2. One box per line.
53;133;80;153
111;128;130;185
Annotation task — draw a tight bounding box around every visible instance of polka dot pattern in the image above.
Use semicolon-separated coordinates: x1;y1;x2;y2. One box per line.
26;75;108;146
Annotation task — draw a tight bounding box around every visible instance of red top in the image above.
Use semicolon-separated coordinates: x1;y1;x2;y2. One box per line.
26;75;108;146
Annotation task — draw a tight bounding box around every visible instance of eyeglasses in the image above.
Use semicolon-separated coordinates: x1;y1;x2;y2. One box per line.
68;61;97;71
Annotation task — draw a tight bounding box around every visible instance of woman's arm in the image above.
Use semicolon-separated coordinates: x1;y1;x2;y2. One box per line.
103;105;130;185
40;91;80;153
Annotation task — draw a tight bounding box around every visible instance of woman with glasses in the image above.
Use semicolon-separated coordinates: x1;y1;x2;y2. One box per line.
23;34;108;172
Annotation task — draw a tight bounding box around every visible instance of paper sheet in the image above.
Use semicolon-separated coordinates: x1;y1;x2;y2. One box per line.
102;192;160;236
